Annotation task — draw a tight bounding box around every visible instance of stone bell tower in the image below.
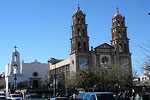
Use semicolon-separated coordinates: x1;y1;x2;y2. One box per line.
70;6;90;75
111;9;132;83
111;9;130;54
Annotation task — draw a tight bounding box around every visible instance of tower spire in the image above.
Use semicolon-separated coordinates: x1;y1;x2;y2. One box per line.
116;7;119;14
78;3;80;10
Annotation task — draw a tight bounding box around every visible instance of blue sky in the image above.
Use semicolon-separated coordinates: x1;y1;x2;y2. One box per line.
0;0;150;75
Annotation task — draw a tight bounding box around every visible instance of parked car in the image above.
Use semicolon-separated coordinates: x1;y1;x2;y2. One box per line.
0;91;6;100
50;97;68;100
0;96;6;100
76;92;116;100
0;91;5;96
24;94;43;100
7;94;23;100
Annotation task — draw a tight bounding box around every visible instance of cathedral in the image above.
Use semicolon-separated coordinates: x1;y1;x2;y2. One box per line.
50;6;132;87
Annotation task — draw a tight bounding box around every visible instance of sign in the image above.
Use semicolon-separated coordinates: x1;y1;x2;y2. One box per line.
79;58;88;69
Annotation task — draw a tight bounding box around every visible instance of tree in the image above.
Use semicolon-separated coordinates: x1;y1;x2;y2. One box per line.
66;67;99;91
66;65;131;92
138;45;150;76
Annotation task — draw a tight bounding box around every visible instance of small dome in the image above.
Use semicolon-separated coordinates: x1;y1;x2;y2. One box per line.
12;49;19;55
114;10;122;17
74;6;83;15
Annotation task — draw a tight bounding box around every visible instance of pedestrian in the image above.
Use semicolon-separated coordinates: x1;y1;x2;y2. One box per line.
73;93;76;100
135;94;139;100
116;93;124;100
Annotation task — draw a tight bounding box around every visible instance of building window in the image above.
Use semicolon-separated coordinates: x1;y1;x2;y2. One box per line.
81;18;84;24
78;29;81;36
119;44;123;52
83;29;85;35
121;21;124;26
101;56;109;64
32;72;38;77
124;44;127;53
78;42;81;51
14;54;17;62
118;31;121;38
83;42;86;51
78;18;80;24
118;21;120;26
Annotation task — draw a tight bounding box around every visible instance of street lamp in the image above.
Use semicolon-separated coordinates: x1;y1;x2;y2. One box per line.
65;86;68;96
101;62;106;91
13;64;18;92
100;62;111;91
48;57;58;96
148;12;150;16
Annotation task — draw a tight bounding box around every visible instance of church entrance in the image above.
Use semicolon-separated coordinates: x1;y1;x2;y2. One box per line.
33;80;38;88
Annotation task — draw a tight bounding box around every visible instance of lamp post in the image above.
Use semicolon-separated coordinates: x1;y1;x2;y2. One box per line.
65;86;68;96
101;63;105;91
13;64;18;92
101;62;110;91
47;60;51;90
48;57;58;96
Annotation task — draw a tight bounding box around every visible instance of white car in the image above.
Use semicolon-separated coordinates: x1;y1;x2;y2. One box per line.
7;94;23;100
0;91;6;100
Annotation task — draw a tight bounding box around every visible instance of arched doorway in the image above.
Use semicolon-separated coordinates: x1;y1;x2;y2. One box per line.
33;80;38;88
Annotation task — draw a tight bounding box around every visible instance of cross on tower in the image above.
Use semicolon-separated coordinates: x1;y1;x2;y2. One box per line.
116;7;119;11
14;46;17;51
116;7;119;14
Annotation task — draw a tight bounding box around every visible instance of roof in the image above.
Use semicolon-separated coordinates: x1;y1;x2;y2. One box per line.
114;10;122;17
50;59;70;70
74;6;84;16
94;43;114;50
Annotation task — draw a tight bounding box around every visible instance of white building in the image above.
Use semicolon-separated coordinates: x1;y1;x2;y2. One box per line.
5;47;49;96
140;74;150;85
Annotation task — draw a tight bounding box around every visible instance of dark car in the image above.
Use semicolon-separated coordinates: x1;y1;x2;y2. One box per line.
24;94;43;100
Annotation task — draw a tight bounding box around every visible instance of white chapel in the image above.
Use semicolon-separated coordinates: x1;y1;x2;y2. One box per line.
5;47;49;96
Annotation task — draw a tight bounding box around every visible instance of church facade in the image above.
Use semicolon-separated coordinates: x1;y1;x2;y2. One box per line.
50;7;132;87
5;48;49;96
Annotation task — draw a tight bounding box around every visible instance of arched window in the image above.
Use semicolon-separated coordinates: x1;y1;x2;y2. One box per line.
78;29;81;36
78;42;81;51
118;21;120;26
83;29;85;35
83;42;86;51
78;18;80;24
119;44;123;52
124;44;128;53
14;54;17;62
102;56;109;64
81;18;84;24
118;31;121;38
121;21;124;26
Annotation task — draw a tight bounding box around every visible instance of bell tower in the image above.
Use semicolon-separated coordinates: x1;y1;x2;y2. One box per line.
70;6;90;75
111;9;129;54
71;6;89;54
111;9;132;84
9;46;21;74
